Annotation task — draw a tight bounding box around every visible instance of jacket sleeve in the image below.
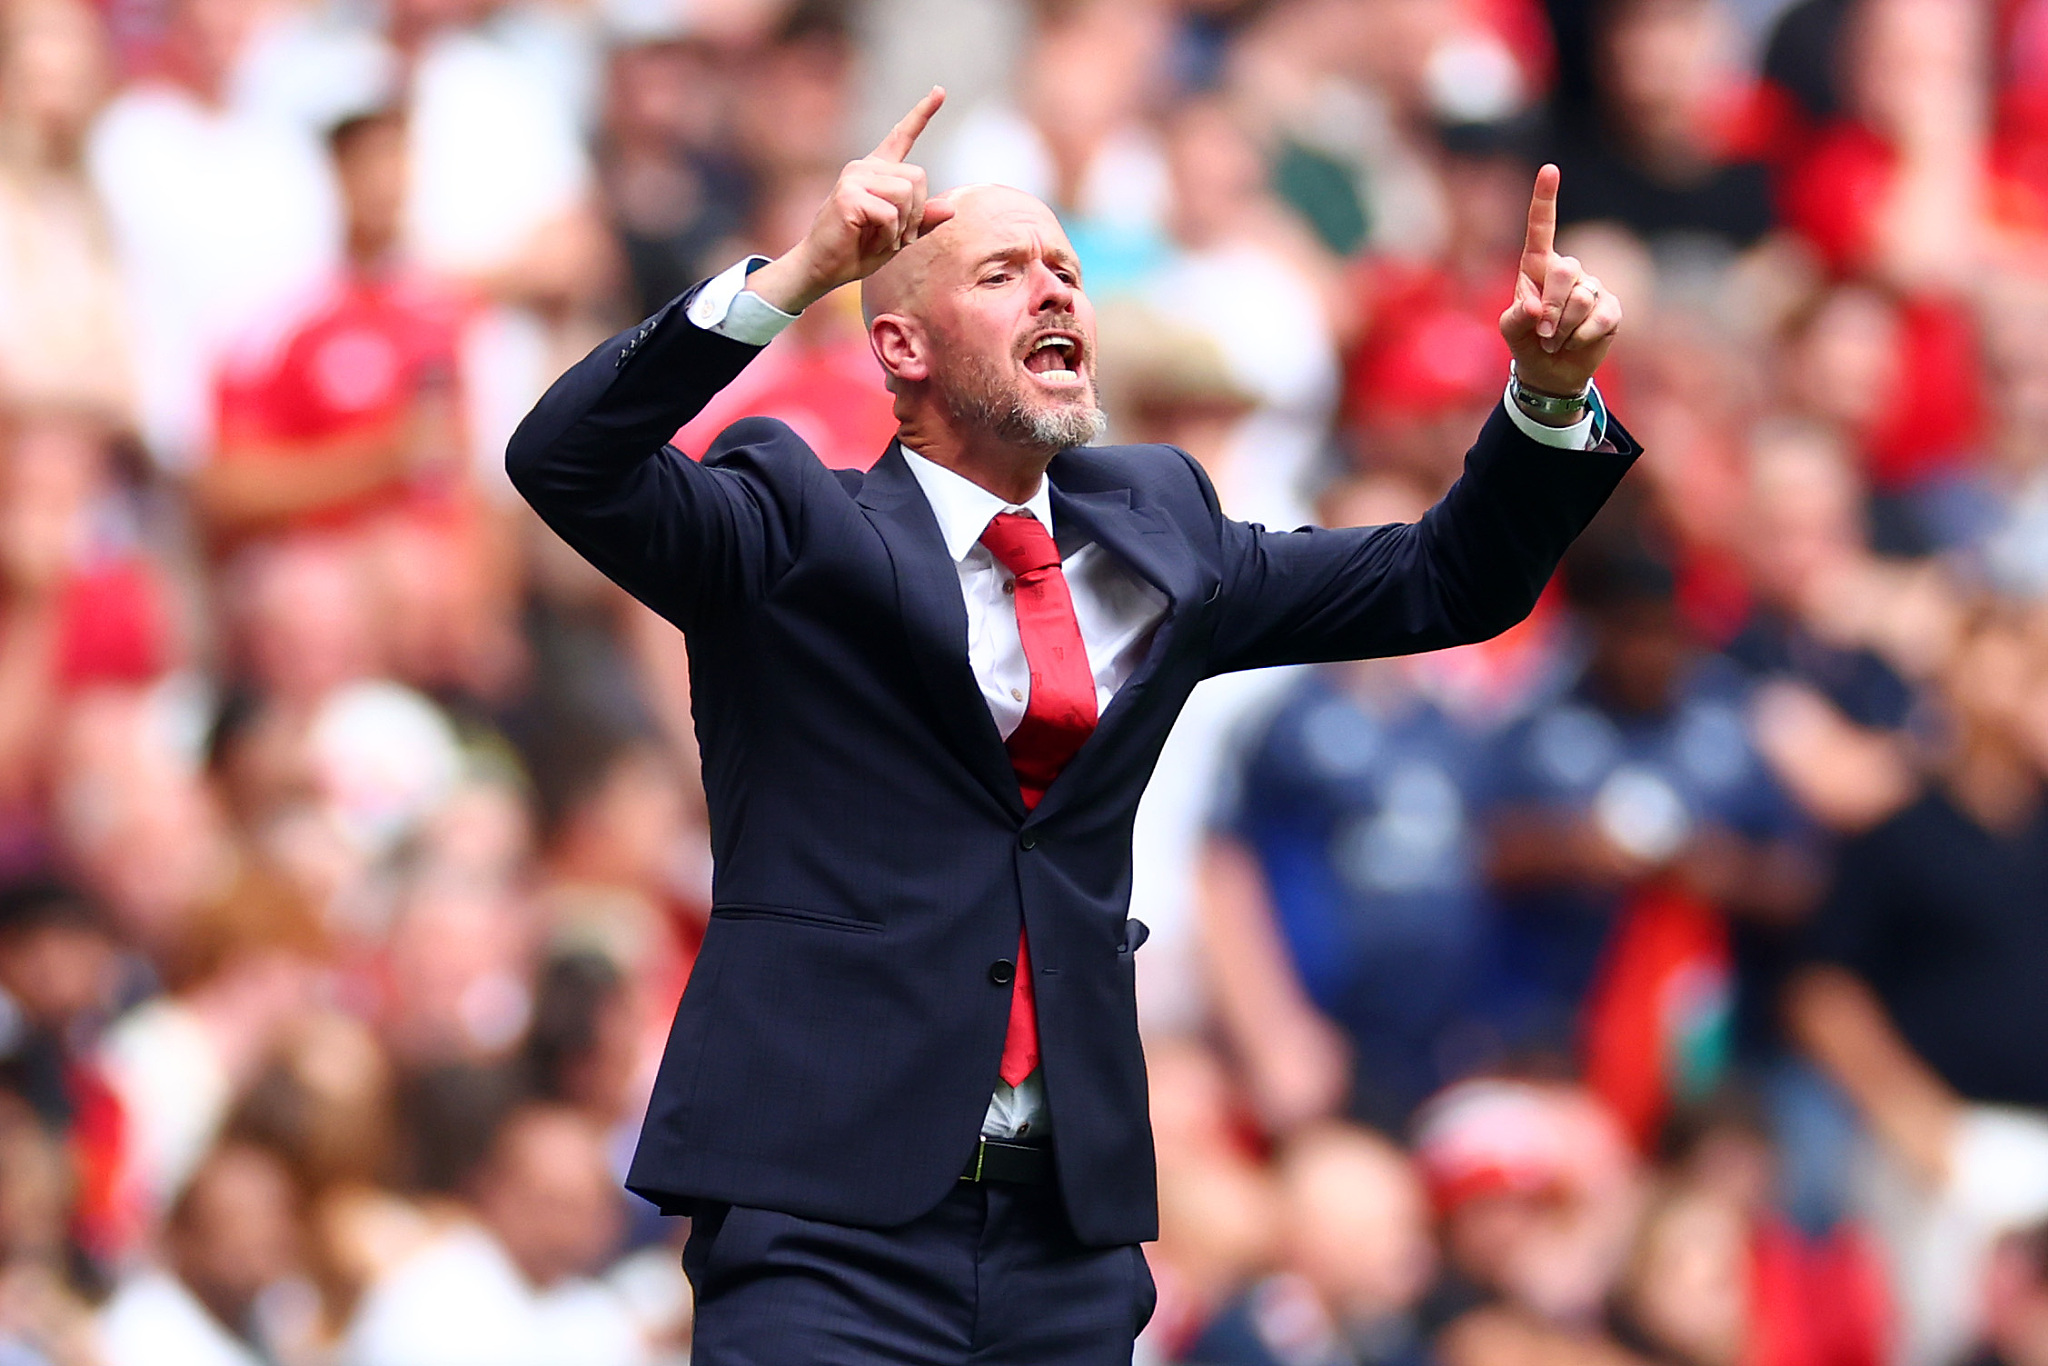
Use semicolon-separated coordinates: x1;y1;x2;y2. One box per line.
504;281;798;631
1202;402;1640;676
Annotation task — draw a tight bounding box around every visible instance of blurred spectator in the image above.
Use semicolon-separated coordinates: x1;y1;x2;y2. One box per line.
389;0;617;491
380;0;610;315
85;0;340;468
97;1138;318;1366
523;718;703;995
1484;538;1820;1138
0;413;171;875
0;1097;101;1365
1203;556;1496;1130
199;109;470;549
1972;1223;2048;1366
598;36;751;317
1777;283;1988;551
1191;1123;1439;1366
341;1102;648;1366
1142;97;1342;529
522;950;635;1126
228;1012;417;1332
0;0;133;422
97;938;325;1232
1225;0;1547;262
1965;272;2048;598
1773;0;1993;288
936;0;1176;287
729;3;860;208
1096;303;1256;467
197;107;520;701
377;873;534;1070
0;882;127;1260
1342;127;1525;494
1731;421;1924;833
1788;601;2048;1366
242;0;620;485
1611;1096;1887;1366
1758;0;1846;127
1415;1078;1643;1328
1551;0;1776;252
1730;423;1917;728
1145;1038;1282;1360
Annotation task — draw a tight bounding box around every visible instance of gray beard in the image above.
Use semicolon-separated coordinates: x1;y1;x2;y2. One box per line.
940;353;1107;455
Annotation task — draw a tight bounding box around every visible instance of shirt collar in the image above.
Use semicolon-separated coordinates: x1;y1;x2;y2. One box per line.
898;444;1055;564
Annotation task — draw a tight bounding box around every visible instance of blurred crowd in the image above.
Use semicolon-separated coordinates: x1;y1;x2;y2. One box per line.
4;0;2048;1362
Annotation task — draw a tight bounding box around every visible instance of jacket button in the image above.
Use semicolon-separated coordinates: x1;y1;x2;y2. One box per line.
989;959;1016;985
1019;832;1037;850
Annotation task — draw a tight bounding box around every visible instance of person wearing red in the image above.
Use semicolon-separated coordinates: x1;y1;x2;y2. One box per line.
198;108;470;548
510;85;1636;1364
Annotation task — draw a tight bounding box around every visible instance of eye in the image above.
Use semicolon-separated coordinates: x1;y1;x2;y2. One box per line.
982;271;1011;285
1055;269;1077;285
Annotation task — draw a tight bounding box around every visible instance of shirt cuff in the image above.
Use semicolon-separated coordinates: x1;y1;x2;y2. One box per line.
684;256;800;346
1502;377;1605;450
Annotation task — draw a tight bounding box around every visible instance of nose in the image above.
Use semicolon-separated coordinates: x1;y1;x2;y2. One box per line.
1028;260;1075;314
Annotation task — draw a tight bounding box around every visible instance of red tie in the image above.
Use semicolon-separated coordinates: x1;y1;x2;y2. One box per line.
980;511;1098;1088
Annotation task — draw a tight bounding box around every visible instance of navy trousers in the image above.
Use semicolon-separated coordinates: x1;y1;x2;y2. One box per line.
682;1179;1156;1364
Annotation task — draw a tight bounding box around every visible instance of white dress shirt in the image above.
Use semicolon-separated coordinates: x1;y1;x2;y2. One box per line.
680;257;1604;1139
898;447;1170;1139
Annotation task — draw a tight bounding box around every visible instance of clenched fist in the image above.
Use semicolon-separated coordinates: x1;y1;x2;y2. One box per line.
746;87;955;316
1499;165;1623;401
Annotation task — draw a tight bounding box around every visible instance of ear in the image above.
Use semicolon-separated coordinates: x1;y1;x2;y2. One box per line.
870;315;931;385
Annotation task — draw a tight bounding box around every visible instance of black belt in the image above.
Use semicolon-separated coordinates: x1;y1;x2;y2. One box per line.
960;1138;1051;1185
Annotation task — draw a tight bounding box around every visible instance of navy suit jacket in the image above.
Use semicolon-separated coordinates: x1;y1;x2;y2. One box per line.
506;279;1640;1248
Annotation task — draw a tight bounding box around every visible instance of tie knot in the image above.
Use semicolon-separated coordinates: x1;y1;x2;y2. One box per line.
979;512;1060;576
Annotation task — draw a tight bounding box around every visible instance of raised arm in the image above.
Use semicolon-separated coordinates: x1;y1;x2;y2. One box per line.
1205;166;1636;674
1204;408;1637;673
505;88;953;628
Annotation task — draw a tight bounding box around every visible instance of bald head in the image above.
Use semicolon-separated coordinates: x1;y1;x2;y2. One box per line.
861;184;1071;325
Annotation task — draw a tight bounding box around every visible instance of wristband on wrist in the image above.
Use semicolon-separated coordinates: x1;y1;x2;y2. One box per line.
1508;362;1591;421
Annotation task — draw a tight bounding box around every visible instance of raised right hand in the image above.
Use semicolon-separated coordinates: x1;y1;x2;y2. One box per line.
1498;164;1622;399
746;87;954;316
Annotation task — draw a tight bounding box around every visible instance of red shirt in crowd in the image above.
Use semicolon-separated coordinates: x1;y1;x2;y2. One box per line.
212;270;474;535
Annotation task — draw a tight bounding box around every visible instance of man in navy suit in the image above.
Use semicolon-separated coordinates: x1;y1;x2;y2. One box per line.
508;87;1634;1366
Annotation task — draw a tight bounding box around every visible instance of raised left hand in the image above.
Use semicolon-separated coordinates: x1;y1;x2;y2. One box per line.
1499;165;1623;396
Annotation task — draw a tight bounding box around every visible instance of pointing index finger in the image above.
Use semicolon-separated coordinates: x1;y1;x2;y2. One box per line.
1523;163;1560;264
872;85;946;164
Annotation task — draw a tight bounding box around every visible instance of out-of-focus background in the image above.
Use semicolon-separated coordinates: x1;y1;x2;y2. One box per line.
3;0;2048;1361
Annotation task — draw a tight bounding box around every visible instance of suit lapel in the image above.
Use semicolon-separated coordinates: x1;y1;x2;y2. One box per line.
1049;483;1193;624
1048;449;1203;699
1027;458;1205;821
856;445;1027;819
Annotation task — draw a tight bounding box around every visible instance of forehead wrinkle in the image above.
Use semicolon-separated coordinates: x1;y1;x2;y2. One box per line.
860;185;1076;324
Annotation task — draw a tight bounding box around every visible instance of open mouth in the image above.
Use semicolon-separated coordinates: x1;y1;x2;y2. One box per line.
1022;332;1084;386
